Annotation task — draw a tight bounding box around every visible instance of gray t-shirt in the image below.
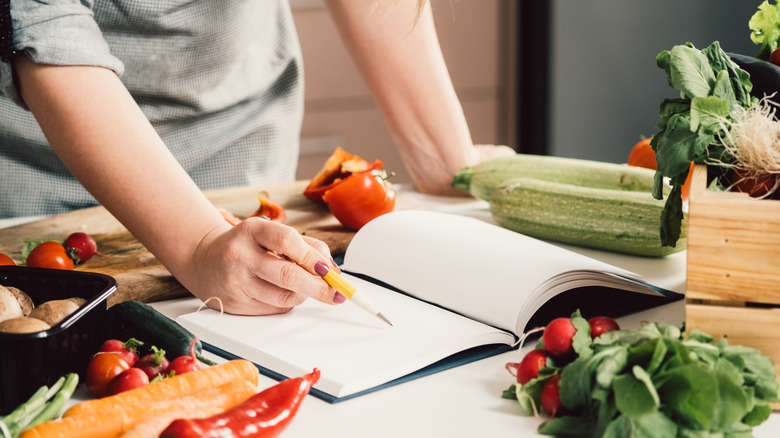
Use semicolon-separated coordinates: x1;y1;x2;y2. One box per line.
0;0;304;218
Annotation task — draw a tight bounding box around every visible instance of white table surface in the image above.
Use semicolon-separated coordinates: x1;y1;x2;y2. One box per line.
3;189;779;437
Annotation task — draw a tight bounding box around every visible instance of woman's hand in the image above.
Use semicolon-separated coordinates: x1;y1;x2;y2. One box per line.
181;217;343;315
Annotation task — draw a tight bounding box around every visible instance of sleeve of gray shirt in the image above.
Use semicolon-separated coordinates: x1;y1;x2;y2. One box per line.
0;0;125;108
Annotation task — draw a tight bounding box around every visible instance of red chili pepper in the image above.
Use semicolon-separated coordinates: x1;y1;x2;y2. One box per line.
160;369;320;438
248;191;287;223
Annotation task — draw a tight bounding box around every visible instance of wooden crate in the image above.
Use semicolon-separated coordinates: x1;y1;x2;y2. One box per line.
685;164;780;381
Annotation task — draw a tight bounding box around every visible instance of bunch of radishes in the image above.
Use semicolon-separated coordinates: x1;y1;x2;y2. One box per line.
505;313;619;417
86;337;207;397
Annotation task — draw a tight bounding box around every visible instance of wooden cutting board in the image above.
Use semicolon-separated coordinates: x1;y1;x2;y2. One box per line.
0;181;414;306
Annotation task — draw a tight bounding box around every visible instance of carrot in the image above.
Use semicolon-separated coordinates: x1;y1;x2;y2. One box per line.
19;378;257;438
63;359;258;418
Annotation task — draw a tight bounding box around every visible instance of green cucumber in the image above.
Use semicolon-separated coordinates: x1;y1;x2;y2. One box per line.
451;154;660;201
488;177;686;257
103;301;216;365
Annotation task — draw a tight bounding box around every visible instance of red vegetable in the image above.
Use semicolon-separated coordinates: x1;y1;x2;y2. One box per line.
86;352;131;397
770;47;780;67
166;338;206;376
506;349;549;385
587;316;620;339
100;338;143;367
135;346;170;380
160;368;320;438
248;191;287;223
541;374;564;417
0;253;15;266
64;232;103;264
26;241;74;270
542;317;577;359
108;367;150;396
303;147;384;204
322;169;396;231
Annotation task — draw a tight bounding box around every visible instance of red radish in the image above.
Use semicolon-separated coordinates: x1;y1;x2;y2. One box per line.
107;367;150;395
64;232;103;264
135;346;170;380
542;318;577;359
506;349;549;385
100;338;143;367
541;374;564;417
770;47;780;67
588;316;620;339
166;338;206;376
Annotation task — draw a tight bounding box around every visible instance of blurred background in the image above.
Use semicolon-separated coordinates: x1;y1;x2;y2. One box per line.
291;0;760;184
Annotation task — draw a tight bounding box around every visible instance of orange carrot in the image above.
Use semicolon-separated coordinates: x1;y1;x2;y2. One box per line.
64;359;258;418
19;378;257;438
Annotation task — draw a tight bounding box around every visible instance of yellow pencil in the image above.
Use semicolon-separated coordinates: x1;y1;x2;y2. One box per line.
322;269;393;326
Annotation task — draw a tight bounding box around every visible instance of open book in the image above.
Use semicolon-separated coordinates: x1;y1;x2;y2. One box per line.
176;210;681;402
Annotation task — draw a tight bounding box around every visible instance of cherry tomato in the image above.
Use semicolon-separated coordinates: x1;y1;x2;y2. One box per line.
322;170;396;231
541;374;564;417
506;349;549;385
86;352;131;397
26;241;74;270
107;367;150;396
587;316;620;339
0;253;15;266
542;317;576;360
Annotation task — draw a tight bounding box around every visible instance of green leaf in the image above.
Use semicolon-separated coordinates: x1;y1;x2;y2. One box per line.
657;364;719;430
595;346;628;388
669;45;716;99
743;402;772;427
559;358;592;412
749;0;780;59
20;238;62;262
712;369;750;430
571;310;593;360
613;369;658;419
603;412;677;438
690;95;729;133
538;415;594;437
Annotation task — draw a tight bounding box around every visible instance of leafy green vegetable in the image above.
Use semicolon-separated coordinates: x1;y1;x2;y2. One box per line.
503;311;779;437
651;41;755;247
750;0;780;60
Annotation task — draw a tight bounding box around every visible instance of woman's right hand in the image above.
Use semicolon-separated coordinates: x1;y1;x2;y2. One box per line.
169;217;344;316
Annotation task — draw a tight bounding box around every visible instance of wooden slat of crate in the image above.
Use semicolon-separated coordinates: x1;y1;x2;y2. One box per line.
686;165;780;305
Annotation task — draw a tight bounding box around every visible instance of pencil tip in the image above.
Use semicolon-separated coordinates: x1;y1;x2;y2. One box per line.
377;312;393;326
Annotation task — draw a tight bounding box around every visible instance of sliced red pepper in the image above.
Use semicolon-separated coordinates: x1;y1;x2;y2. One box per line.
248;191;287;223
303;147;384;204
160;369;321;438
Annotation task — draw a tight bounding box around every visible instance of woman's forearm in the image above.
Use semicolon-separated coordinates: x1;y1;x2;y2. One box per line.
324;0;478;193
13;57;227;278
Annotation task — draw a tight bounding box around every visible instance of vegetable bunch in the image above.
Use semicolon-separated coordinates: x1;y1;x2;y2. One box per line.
0;374;78;438
503;311;780;437
750;0;780;62
651;41;754;247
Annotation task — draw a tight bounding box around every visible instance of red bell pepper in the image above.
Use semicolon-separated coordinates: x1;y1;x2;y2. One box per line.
303;147;384;204
160;369;320;438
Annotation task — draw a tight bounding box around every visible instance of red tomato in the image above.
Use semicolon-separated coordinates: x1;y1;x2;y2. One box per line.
542;318;576;360
322;170;397;231
26;241;74;270
587;316;620;339
541;374;564;417
107;367;150;396
506;349;549;385
0;253;15;266
86;352;131;397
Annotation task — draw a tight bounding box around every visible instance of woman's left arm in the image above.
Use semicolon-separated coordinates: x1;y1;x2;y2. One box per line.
323;0;514;195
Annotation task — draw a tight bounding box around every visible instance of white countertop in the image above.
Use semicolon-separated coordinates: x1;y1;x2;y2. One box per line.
3;189;779;437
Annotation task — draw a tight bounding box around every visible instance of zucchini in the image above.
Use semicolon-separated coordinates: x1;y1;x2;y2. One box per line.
451;154;661;201
103;301;216;365
488;177;686;257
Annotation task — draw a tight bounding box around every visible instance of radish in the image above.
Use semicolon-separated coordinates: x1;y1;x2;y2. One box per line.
64;232;104;264
100;338;143;367
506;349;549;385
135;346;170;380
587;316;620;339
541;374;564;417
166;337;206;376
542;317;576;359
